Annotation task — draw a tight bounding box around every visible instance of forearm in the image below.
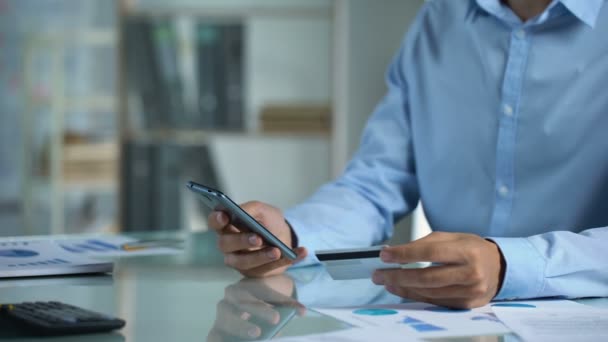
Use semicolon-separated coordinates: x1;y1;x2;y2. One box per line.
285;183;396;266
285;34;419;267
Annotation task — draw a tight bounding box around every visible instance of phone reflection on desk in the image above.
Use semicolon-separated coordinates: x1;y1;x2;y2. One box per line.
207;275;305;342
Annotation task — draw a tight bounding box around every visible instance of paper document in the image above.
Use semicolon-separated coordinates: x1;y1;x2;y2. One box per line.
0;240;112;278
315;301;511;338
273;327;423;342
54;235;183;258
493;305;608;342
0;235;183;259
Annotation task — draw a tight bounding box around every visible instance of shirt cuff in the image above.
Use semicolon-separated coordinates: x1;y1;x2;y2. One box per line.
487;237;546;300
283;213;321;267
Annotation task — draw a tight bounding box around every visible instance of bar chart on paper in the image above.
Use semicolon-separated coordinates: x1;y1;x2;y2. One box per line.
0;240;112;278
56;236;182;257
58;239;121;253
316;302;511;338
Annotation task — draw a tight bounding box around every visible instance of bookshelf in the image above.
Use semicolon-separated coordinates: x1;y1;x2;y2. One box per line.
116;0;335;231
11;0;424;236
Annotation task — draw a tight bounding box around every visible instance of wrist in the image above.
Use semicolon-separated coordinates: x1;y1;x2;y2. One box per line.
486;239;506;297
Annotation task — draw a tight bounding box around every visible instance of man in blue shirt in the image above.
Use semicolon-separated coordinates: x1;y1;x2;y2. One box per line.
208;0;608;308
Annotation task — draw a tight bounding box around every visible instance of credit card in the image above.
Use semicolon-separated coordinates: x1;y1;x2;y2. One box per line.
315;246;402;280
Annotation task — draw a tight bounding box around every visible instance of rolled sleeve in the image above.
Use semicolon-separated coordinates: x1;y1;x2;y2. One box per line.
488;237;547;300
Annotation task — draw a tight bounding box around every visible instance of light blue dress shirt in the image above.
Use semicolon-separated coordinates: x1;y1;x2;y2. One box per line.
285;0;608;300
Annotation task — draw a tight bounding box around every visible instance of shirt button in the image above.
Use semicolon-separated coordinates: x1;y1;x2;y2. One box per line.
498;186;510;197
503;104;513;117
515;29;526;39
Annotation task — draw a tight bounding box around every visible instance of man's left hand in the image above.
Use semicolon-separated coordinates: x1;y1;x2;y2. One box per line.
372;232;505;309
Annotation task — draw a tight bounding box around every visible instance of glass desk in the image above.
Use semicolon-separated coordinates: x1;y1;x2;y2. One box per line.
0;231;606;341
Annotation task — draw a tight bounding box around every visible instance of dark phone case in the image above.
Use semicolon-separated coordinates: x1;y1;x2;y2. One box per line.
187;181;297;260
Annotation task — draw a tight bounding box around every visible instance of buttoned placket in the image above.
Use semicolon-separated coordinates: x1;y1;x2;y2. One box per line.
488;25;531;236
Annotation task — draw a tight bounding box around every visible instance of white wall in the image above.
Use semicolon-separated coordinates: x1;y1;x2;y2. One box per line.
333;0;424;171
208;135;330;209
246;17;331;131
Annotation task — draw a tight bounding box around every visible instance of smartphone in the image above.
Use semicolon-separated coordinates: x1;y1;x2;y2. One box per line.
186;181;297;260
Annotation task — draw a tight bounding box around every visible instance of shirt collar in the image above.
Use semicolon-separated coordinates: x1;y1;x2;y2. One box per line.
474;0;606;28
560;0;605;27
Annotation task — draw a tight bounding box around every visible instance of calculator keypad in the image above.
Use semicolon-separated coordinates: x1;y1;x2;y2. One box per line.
1;301;125;335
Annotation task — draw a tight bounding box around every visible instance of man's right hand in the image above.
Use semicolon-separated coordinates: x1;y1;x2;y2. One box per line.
207;201;307;278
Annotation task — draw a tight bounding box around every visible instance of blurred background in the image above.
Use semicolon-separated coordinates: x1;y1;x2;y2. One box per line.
0;0;428;240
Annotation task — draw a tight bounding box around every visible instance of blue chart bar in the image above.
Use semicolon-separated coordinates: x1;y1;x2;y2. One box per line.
411;323;446;332
353;308;399;316
59;244;83;253
0;249;39;257
7;258;71;268
471;314;501;322
76;244;106;252
87;239;120;250
400;315;446;332
402;316;423;324
0;242;29;247
60;239;120;254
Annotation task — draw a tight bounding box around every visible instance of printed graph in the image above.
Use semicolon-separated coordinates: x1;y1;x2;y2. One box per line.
399;316;446;332
59;239;120;253
4;258;71;268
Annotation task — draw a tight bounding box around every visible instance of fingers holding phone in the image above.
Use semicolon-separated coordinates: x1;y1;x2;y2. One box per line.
206;200;307;277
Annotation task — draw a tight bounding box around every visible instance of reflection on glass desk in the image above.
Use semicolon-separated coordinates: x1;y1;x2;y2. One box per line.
0;231;606;341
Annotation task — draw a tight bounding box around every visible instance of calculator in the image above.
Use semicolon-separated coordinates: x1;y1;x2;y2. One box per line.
0;301;125;336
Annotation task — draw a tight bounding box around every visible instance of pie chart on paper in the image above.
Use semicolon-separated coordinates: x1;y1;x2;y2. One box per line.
0;249;39;258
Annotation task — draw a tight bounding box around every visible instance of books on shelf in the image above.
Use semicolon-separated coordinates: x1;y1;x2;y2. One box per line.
62;142;117;186
124;17;244;132
37;140;117;188
152;18;186;129
124;16;164;130
260;104;331;134
195;22;244;130
120;141;219;231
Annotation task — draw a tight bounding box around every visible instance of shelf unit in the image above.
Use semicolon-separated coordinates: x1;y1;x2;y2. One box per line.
13;0;425;238
20;29;118;236
116;0;335;231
